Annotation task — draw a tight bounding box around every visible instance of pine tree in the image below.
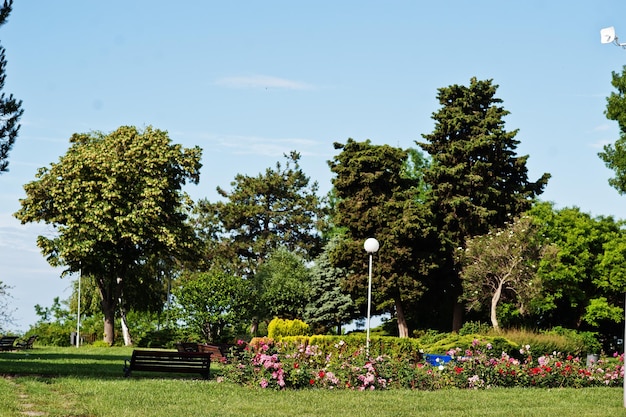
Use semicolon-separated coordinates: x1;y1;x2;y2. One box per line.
328;139;436;337
0;0;23;173
418;77;549;330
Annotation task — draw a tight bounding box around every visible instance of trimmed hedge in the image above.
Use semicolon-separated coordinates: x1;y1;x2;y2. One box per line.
276;334;422;362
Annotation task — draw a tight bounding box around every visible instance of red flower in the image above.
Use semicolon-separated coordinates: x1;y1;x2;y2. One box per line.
294;363;299;369
318;371;326;378
309;379;315;385
454;366;463;374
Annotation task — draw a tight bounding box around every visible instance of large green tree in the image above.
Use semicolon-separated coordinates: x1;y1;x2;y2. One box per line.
15;126;202;344
253;247;312;322
530;202;626;330
0;0;23;173
418;77;550;331
173;270;252;343
328;139;435;337
194;151;325;274
599;65;626;194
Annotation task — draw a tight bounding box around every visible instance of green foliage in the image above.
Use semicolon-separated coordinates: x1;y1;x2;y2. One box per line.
225;337;624;390
27;322;72;346
458;216;555;330
328;139;435;337
599;65;626;194
542;327;602;354
254;248;312;321
417;77;549;329
458;321;493;336
14;125;202;344
0;0;23;174
195;151;325;273
418;333;519;357
136;328;186;349
419;77;550;244
530;202;626;330
172;269;252;343
278;335;422;362
267;318;310;339
304;237;357;334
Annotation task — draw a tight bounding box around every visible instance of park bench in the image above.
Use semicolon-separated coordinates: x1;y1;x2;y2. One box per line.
176;342;239;362
123;349;212;379
16;335;38;350
0;336;18;351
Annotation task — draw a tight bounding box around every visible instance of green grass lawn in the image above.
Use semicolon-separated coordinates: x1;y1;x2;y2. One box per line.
0;347;625;417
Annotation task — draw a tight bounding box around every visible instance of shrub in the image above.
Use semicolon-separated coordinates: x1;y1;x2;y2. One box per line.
419;333;519;357
267;318;309;339
222;336;624;390
136;328;184;348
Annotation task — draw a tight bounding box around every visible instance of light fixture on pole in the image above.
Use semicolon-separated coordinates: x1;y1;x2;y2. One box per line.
364;238;379;356
601;26;626;48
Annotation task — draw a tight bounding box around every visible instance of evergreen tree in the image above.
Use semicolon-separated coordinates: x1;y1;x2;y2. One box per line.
304;237;357;334
0;0;23;173
599;65;626;194
418;77;549;330
195;151;325;274
328;139;436;337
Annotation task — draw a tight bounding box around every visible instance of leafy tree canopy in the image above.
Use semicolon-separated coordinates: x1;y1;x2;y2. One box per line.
14;125;202;344
194;151;325;274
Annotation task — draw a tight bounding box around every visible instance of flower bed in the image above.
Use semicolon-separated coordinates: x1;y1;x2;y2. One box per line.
221;338;624;390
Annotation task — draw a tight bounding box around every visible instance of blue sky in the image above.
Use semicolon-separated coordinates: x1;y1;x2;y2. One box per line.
1;1;626;331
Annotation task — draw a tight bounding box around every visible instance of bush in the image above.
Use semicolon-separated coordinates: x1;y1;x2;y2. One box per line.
222;336;624;390
136;328;185;348
418;333;519;357
267;318;309;339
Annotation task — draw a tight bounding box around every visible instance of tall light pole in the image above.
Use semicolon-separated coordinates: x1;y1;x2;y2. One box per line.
600;26;626;408
76;269;81;348
364;238;379;356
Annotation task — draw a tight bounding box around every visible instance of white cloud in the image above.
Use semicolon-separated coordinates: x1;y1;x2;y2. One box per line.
590;139;612;149
217;135;320;157
215;75;314;90
593;124;612;132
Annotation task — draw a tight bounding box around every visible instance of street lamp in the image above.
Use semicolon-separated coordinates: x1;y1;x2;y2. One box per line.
364;238;379;355
600;27;626;407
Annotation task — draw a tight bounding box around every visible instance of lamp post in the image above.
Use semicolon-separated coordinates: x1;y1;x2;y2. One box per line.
600;26;626;408
76;269;81;348
364;238;379;356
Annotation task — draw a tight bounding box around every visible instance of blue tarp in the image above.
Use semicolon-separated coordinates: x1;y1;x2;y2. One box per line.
424;354;452;366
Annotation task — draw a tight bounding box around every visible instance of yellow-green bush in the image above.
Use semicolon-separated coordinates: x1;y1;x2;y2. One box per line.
267;318;309;339
279;334;422;361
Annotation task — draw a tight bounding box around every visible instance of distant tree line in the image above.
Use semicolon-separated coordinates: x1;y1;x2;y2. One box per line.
14;74;626;346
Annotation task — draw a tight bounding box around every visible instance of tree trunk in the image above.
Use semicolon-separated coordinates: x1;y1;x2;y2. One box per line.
491;280;504;331
395;297;409;338
119;306;133;346
452;301;464;333
101;298;116;345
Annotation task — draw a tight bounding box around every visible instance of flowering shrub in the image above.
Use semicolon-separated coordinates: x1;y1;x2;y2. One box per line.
221;338;624;390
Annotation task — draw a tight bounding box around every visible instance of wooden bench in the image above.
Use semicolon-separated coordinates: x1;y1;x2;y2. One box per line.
0;336;18;351
16;335;37;350
176;342;240;363
123;350;212;379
